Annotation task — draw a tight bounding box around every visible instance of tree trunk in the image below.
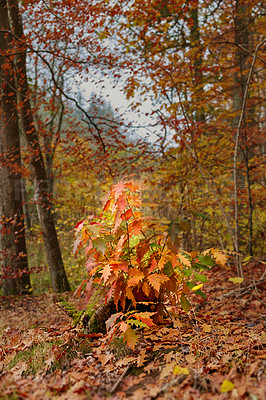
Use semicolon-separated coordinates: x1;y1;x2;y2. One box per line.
6;0;70;292
232;0;252;274
0;0;30;295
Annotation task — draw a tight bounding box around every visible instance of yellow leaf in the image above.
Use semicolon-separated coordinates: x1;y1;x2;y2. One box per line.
220;379;234;393
191;283;203;291
173;365;189;375
229;277;244;284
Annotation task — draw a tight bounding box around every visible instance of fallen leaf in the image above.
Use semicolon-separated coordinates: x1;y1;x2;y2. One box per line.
229;277;244;284
173;365;189;375
220;379;235;392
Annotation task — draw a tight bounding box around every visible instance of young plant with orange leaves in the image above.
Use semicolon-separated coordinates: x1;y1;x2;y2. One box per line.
73;179;226;349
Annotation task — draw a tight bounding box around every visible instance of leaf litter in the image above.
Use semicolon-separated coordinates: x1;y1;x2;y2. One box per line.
0;258;265;399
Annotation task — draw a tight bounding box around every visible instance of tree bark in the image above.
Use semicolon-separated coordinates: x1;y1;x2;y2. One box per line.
0;0;30;295
6;0;70;292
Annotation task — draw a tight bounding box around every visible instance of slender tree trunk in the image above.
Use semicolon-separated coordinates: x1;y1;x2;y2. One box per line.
232;0;252;274
6;0;70;292
0;0;30;295
190;0;205;123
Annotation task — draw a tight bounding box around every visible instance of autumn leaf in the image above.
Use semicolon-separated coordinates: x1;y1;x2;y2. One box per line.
229;277;244;284
121;208;133;221
178;252;191;267
106;312;122;331
180;293;191;312
191;283;203;291
137;349;146;367
202;324;212;333
123;327;138;351
133;312;156;327
101;264;112;283
220;379;234;392
128;269;145;287
147;273;169;292
93;237;107;253
119;321;130;333
126;286;136;308
212;250;228;267
142;281;151;297
173;365;189;375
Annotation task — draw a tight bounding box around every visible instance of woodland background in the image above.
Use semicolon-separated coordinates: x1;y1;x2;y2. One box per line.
0;0;265;295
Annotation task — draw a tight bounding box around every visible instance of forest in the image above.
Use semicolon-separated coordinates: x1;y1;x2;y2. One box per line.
0;0;265;399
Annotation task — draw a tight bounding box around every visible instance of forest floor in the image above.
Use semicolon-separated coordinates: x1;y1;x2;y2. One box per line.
0;258;265;400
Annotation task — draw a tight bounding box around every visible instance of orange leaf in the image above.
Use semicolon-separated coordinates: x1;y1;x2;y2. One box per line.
128;269;145;286
102;264;112;283
121;208;133;221
130;219;142;235
142;281;151;297
126;287;136;308
148;273;169;292
119;321;130;333
103;198;112;212
134;312;156;327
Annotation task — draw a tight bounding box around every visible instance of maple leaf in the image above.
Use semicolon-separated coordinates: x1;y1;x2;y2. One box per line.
147;273;169;292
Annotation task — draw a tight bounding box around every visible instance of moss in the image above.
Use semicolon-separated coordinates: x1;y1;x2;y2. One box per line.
8;341;61;375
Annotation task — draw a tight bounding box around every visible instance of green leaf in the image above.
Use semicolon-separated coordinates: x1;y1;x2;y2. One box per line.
194;272;207;283
180;293;191;312
198;254;215;267
126;319;148;328
164;261;174;277
183;269;193;278
220;379;234;393
194;289;206;298
186;282;195;290
192;263;210;271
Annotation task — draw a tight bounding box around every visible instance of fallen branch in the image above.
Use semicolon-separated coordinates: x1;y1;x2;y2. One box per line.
218;278;265;299
110;364;131;394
